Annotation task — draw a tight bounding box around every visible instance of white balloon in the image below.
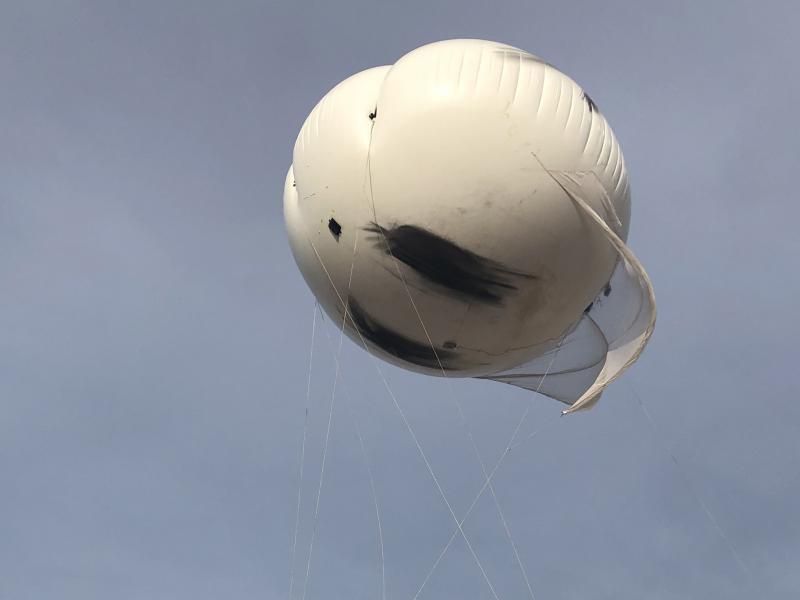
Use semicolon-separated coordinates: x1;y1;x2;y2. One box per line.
284;39;655;412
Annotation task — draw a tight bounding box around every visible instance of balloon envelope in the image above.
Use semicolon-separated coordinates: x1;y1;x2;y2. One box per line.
284;39;655;412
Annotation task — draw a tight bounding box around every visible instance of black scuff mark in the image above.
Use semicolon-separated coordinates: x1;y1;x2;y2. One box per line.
346;298;466;370
363;222;536;306
328;218;342;241
368;107;377;120
585;282;612;313
583;91;599;113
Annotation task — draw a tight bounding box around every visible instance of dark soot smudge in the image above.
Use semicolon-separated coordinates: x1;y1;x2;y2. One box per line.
364;222;535;305
328;218;342;241
346;298;463;370
583;91;598;113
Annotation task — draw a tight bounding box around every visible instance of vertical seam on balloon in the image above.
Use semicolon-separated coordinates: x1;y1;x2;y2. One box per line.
607;134;618;179
497;48;507;92
565;81;576;133
578;86;588;132
598;120;611;168
436;48;443;89
610;138;623;194
456;48;465;94
582;93;594;155
474;46;484;90
536;63;547;119
614;156;627;196
554;70;563;117
509;52;523;109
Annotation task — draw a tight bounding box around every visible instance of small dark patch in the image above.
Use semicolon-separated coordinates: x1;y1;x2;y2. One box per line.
364;222;535;305
368;107;377;120
443;340;457;349
328;218;342;241
584;301;594;314
603;283;612;297
292;180;296;187
583;91;599;113
346;298;462;370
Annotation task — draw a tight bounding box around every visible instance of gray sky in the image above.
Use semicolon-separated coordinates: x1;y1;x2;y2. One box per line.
1;1;798;599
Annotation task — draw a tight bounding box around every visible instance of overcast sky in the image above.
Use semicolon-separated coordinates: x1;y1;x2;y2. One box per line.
1;1;798;599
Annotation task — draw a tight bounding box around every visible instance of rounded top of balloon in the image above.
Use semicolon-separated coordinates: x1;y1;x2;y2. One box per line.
284;39;655;413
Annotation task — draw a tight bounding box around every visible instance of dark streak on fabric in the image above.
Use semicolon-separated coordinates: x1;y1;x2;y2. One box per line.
583;91;598;113
346;298;460;370
364;222;536;305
